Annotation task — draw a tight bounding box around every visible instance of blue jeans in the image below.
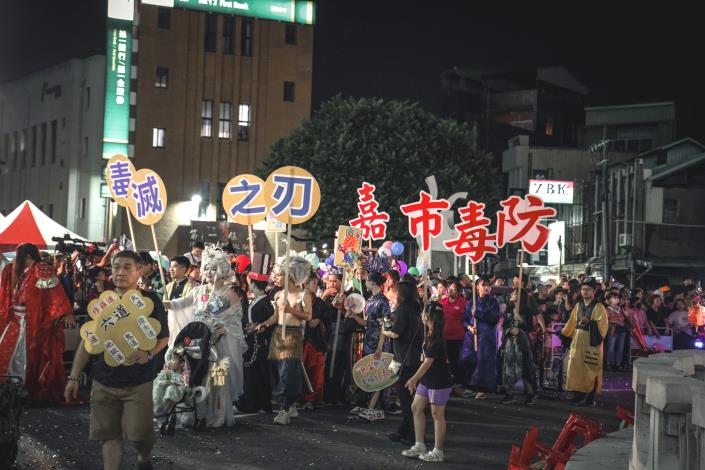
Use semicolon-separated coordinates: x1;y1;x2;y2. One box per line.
606;331;627;365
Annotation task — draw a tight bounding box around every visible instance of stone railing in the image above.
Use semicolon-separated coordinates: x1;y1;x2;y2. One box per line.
631;350;705;469
567;350;705;470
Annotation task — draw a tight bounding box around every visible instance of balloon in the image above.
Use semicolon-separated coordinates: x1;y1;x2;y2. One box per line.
408;266;420;276
391;242;404;256
317;268;326;278
305;253;319;268
378;246;392;257
383;240;394;249
397;260;408;276
325;254;335;266
235;254;251;273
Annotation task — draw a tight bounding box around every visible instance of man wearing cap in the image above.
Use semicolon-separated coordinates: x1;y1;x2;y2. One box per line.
561;277;609;406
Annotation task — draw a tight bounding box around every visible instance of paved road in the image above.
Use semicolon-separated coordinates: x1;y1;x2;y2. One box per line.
14;374;633;470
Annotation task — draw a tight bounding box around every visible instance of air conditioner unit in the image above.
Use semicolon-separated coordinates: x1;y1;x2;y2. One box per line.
573;243;585;255
618;233;629;247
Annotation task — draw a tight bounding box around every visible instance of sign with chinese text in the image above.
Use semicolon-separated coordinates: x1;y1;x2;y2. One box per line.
400;190;450;253
528;179;574;204
80;290;161;367
352;352;398;393
128;169;168;225
222;174;267;225
105;154;136;207
334;225;362;268
443;200;498;264
264;166;320;225
496;195;557;254
102;18;132;161
349;181;389;241
145;0;317;25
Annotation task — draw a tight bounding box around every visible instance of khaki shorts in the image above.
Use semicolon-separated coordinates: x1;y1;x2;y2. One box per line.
89;380;154;444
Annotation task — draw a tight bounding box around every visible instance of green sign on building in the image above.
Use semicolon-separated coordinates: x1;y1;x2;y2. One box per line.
101;17;132;160
162;0;315;24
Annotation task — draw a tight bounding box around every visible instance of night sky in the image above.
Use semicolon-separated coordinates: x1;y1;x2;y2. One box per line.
2;1;703;141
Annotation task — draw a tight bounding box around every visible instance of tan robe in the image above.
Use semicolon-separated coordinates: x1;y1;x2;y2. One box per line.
561;301;609;393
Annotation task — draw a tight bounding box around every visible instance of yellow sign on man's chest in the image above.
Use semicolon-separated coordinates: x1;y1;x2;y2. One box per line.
80;290;161;367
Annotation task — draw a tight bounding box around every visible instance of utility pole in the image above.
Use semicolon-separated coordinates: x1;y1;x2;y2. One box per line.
589;139;611;283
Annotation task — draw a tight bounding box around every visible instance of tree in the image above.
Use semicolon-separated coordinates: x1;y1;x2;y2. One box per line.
257;96;502;240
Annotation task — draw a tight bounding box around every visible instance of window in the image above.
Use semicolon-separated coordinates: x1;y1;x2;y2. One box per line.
219;101;232;139
85;86;91;108
216;182;226;220
223;16;235;54
639;139;653;152
10;132;16;171
201;100;213;137
152;128;166;148
198;182;209;219
627;139;639;153
155;67;169;88
545;118;554;136
237;104;250;140
205;15;217;52
663;198;679;224
80;198;86;219
241;18;253;56
283;81;295;102
31;126;36;167
157;7;171;29
82;137;88;159
285;24;297;45
41;123;46;165
20;130;26;169
50;120;57;163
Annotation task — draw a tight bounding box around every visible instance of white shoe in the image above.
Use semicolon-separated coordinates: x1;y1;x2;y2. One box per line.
401;443;428;458
359;408;385;422
419;449;444;462
288;404;299;418
349;406;362;415
273;409;290;425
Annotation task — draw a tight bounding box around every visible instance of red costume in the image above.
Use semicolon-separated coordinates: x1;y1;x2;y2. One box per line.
0;262;71;403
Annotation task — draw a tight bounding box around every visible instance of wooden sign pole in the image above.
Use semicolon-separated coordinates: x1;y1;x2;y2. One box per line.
126;210;138;251
280;225;293;340
150;225;167;299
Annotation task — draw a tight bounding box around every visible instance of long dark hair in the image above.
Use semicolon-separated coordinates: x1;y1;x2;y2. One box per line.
13;243;41;291
397;280;417;307
423;301;445;348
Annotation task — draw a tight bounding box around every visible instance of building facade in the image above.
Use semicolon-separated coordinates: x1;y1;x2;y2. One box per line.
0;56;106;241
122;4;313;254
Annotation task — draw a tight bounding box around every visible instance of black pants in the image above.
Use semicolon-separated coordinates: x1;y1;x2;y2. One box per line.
446;340;462;384
396;364;419;439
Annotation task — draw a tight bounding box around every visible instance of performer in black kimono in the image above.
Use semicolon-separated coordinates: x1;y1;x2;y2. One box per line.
236;272;274;413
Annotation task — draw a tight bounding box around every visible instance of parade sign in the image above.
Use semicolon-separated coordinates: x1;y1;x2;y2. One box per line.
264;166;320;225
222;174;267;225
105;154;135;207
142;0;316;25
444;200;497;264
80;290;161;367
400;190;450;253
102;16;132;161
128;169;168;225
496;195;557;253
335;225;362;268
352;352;398;393
349;182;389;241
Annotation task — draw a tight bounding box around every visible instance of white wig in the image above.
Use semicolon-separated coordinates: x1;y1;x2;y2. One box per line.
282;256;312;287
200;245;234;279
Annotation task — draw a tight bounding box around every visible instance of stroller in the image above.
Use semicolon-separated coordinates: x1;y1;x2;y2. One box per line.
0;376;26;469
156;322;224;435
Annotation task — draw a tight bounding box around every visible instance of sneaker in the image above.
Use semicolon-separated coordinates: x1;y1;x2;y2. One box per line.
288;404;299;418
500;396;517;405
349;406;363;415
475;392;487;400
360;408;385;422
385;403;403;415
273;409;290;425
525;394;538;406
401;443;428;458
419;449;444;463
459;389;475;399
301;402;315;411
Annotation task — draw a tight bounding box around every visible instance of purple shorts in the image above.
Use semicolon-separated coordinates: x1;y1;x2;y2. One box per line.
416;384;452;406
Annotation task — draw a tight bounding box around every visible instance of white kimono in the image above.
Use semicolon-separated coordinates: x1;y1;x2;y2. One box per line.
169;284;247;427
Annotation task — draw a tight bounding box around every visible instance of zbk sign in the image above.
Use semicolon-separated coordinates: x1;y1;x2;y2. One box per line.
528;179;574;205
